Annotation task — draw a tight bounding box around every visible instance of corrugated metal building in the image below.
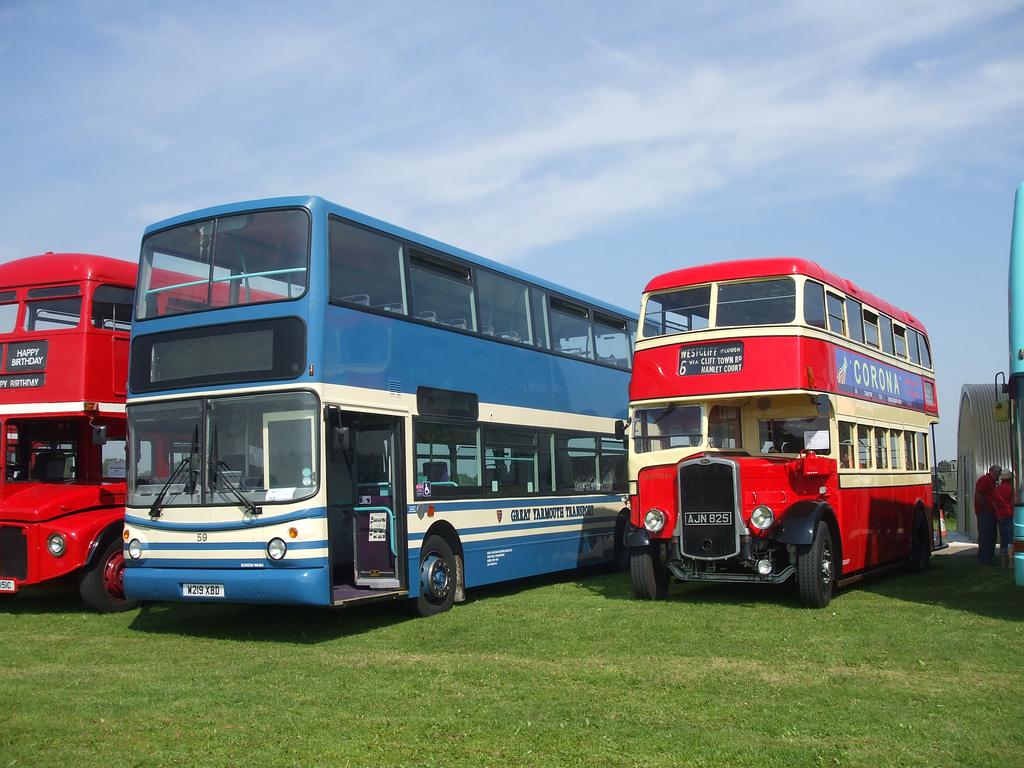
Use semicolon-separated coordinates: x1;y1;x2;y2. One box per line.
956;382;1012;537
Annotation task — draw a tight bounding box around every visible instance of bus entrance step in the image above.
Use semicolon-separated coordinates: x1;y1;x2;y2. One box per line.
331;583;408;607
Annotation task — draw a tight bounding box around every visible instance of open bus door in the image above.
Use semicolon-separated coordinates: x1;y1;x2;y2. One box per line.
325;407;407;606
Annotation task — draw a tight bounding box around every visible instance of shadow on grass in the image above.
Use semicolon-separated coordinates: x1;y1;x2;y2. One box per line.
0;583;91;615
126;597;414;643
861;552;1024;621
579;548;1024;619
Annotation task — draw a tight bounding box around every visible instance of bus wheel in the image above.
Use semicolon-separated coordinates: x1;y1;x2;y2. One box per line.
797;521;834;609
906;510;931;573
630;545;669;600
79;537;139;614
415;534;456;617
612;514;630;571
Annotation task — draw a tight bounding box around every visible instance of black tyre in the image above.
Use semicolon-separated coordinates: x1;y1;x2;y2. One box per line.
797;520;835;609
612;514;630;571
79;537;139;614
414;534;457;617
630;544;669;600
906;510;931;573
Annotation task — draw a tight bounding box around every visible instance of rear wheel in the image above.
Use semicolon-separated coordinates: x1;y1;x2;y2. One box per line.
906;510;931;573
414;534;457;617
79;537;139;614
797;521;834;609
630;544;669;600
612;514;630;571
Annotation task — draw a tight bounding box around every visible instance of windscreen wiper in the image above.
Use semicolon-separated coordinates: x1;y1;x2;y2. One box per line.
149;426;199;518
209;426;262;517
148;456;191;519
212;460;262;517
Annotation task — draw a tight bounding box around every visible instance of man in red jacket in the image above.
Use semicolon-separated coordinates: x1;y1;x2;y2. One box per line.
974;464;1001;566
995;469;1015;569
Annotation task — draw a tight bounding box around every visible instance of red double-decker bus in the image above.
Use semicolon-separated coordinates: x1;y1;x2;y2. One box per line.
624;258;940;607
0;253;137;612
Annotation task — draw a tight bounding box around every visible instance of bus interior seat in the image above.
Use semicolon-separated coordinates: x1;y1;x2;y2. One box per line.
416;311;437;322
423;462;449;482
34;453;67;480
448;317;467;329
342;294;370;306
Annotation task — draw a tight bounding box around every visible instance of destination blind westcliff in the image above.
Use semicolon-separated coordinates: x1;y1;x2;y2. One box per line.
678;341;744;376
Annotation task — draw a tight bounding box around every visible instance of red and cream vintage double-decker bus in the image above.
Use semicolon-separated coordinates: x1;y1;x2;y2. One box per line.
0;253;137;612
624;258;940;608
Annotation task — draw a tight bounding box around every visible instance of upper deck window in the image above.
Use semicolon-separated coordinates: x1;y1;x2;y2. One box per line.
409;252;477;330
477;271;531;343
594;312;631;369
862;309;880;348
643;286;710;337
329;219;407;314
803;281;827;329
826;292;846;335
847;299;864;343
549;298;592;359
92;285;135;331
25;297;82;331
716;278;795;327
878;315;895;355
138;208;309;319
0;291;17;333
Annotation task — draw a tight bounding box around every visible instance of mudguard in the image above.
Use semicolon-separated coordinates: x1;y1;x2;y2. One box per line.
625;522;651;548
771;500;833;546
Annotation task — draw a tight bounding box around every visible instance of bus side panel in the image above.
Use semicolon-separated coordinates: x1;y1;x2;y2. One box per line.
834;482;930;573
413;501;620;590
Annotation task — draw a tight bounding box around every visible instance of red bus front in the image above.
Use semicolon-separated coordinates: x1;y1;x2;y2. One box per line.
0;253;136;612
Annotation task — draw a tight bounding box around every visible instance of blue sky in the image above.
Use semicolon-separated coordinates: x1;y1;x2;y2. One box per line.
2;0;1023;460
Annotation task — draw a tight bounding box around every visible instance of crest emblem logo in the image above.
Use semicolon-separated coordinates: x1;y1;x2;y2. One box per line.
496;509;503;523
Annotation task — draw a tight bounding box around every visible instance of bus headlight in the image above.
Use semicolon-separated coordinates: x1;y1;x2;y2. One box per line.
267;537;287;561
749;505;775;531
46;533;66;558
643;508;668;534
128;539;143;560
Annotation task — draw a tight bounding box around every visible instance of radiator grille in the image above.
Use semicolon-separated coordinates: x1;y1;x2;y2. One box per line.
678;461;738;559
0;526;28;580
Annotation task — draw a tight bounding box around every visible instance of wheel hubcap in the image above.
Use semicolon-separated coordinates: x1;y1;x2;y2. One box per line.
820;544;833;586
420;553;450;602
102;550;127;601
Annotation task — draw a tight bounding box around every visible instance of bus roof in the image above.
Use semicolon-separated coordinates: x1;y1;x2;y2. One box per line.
644;257;926;333
0;253;136;289
143;195;636;321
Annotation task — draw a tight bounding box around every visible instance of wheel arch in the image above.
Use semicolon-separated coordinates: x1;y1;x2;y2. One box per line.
82;521;125;570
773;500;842;568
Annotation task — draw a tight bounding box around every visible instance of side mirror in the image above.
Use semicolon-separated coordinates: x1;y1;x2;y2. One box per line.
92;424;108;445
995;401;1010;423
814;394;830;416
333;425;351;452
614;420;627;441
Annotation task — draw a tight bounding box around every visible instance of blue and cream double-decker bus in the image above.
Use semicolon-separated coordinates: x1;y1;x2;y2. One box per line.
121;196;635;615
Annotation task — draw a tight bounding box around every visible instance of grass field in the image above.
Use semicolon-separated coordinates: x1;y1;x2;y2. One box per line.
1;550;1021;768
